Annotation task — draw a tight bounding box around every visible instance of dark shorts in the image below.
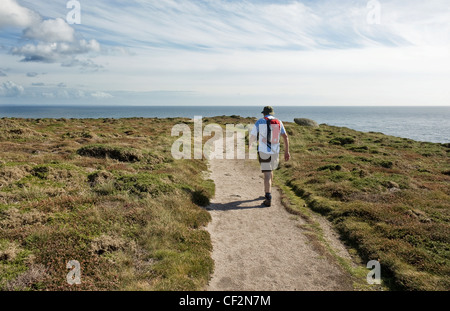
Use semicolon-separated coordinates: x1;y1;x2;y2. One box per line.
258;152;279;172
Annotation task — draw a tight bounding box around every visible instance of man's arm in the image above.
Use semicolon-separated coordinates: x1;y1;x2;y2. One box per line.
281;133;290;161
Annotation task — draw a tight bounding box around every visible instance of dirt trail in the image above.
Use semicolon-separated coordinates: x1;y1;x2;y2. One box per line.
206;158;354;291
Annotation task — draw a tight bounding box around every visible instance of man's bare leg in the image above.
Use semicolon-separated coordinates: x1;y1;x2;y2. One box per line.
264;171;272;193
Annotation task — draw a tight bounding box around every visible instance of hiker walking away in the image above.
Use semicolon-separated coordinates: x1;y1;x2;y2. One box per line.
249;106;290;207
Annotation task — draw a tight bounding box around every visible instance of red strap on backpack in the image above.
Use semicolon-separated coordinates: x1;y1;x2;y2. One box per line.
264;117;281;151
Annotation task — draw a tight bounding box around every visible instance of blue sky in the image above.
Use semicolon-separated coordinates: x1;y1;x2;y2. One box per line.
0;0;449;106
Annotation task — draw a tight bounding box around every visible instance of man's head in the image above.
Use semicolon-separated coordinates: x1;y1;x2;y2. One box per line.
261;106;274;115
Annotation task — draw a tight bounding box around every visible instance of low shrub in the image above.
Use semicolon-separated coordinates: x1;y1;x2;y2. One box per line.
329;137;356;146
77;145;142;162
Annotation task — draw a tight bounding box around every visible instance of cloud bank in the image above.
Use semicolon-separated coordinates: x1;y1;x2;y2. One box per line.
2;0;102;68
0;80;113;101
1;0;449;106
0;0;40;29
75;0;450;51
0;81;25;97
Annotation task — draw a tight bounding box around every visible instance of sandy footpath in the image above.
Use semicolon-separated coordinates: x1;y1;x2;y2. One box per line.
206;158;354;291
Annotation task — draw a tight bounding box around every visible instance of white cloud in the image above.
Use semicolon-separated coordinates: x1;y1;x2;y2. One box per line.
90;91;113;99
0;0;40;29
2;1;102;68
0;80;25;97
11;38;102;63
41;92;55;98
380;0;450;46
17;84;96;100
61;57;104;72
23;18;75;42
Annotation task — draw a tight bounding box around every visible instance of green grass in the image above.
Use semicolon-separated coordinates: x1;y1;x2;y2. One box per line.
276;122;450;290
0;117;215;291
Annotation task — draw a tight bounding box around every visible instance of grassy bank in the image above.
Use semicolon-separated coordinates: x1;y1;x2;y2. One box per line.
1;116;448;291
0;117;215;290
276;121;449;290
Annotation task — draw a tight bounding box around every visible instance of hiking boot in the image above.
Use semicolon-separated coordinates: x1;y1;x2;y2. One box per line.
263;199;271;207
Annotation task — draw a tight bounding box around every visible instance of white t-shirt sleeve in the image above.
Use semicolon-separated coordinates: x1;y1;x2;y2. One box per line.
279;121;286;135
250;121;260;136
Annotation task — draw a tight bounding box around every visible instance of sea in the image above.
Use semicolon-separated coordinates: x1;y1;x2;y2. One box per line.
0;105;448;144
